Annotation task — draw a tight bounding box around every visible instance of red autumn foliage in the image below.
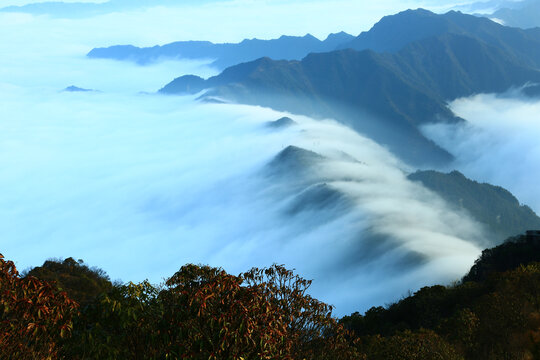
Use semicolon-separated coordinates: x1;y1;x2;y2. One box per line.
158;264;359;359
0;253;79;360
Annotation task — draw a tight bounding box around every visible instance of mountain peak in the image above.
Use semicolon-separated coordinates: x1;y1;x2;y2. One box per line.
400;8;436;15
63;85;95;92
324;31;355;45
338;8;534;54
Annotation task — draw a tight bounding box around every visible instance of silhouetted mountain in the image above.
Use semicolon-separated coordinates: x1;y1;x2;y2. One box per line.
63;85;96;92
463;231;540;282
87;33;355;70
409;170;540;242
339;8;540;63
161;10;540;165
265;145;325;184
262;146;352;219
266;117;297;129
488;0;540;29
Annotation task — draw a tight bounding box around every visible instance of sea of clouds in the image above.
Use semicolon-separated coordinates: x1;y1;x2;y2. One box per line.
2;2;533;314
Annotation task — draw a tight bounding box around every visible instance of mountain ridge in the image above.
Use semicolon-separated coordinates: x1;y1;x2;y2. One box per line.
340;8;540;65
87;32;356;70
160;11;540;165
409;170;540;242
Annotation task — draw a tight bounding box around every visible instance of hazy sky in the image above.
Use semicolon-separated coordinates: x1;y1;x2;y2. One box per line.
0;0;496;45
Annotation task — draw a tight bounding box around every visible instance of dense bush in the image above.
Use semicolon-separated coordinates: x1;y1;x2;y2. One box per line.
26;257;112;306
0;254;78;360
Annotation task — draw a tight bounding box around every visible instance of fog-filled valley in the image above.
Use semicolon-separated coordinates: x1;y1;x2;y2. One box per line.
0;56;487;313
424;91;540;214
3;0;540;320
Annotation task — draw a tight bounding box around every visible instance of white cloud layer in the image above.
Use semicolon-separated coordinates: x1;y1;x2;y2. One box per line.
0;84;484;313
423;92;540;214
0;2;491;314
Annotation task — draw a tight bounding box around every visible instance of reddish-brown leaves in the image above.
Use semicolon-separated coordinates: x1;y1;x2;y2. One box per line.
0;253;79;360
159;264;358;359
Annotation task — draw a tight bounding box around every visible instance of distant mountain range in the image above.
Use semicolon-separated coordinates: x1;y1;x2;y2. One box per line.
160;9;540;166
63;85;97;92
487;0;540;29
409;170;540;242
87;33;355;70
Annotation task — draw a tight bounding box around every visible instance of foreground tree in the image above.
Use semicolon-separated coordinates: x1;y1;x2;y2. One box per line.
241;265;359;359
0;254;78;360
159;264;358;359
61;280;161;360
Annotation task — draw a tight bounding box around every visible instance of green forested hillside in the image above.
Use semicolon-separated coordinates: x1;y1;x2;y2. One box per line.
4;233;540;359
341;233;540;359
409;170;540;242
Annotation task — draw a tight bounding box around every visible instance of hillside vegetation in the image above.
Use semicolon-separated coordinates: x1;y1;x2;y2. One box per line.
409;170;540;242
3;232;540;359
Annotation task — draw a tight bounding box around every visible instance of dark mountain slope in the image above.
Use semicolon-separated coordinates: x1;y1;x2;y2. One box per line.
339;8;462;53
463;232;540;282
161;24;540;165
340;234;540;359
394;33;540;100
408;170;540;242
340;8;540;69
87;33;355;70
262;145;354;221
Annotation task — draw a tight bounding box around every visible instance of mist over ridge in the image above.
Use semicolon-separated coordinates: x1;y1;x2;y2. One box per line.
0;79;489;312
423;90;540;215
2;2;540;317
